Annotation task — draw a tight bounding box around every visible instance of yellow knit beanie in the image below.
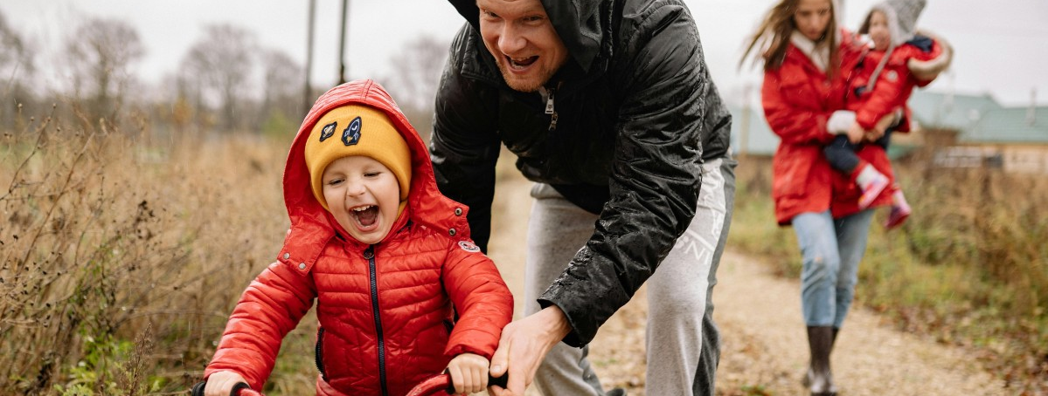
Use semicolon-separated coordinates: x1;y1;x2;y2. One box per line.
304;104;411;211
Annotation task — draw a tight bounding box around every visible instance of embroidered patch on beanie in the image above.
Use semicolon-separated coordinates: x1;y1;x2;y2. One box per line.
342;117;361;146
320;121;336;142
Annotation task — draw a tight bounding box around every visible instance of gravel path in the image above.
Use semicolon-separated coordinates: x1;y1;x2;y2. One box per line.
711;252;1004;396
487;175;1005;396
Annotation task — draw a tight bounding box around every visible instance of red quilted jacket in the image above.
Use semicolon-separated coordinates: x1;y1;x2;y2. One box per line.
203;79;513;396
829;39;945;219
847;39;944;130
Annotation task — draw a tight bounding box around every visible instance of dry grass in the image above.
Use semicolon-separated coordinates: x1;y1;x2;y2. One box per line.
728;154;1048;394
1;113;290;394
3;106;1045;395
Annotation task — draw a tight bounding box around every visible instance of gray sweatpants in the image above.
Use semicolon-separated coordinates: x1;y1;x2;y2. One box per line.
524;157;736;396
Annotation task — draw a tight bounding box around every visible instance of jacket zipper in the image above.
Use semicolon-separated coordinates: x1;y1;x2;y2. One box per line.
541;86;558;132
365;245;389;396
314;327;327;380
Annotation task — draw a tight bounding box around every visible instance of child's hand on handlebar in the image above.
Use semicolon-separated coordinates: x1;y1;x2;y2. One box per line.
446;353;490;395
205;371;248;396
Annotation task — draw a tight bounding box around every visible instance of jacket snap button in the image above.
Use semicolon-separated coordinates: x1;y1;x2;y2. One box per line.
363;250;374;259
282;253;290;260
298;263;306;270
454;208;463;216
448;228;457;236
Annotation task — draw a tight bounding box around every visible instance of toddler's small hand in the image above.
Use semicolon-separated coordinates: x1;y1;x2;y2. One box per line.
204;371;248;396
447;353;490;395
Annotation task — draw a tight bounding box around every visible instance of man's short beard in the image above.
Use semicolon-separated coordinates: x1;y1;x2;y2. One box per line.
498;64;558;93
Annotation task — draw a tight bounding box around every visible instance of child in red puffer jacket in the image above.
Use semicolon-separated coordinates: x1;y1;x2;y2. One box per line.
823;0;951;228
201;79;513;396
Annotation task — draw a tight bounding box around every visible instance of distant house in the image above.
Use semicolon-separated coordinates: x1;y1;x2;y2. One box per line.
908;91;1002;131
909;91;1048;175
731;90;1048;175
729;105;777;157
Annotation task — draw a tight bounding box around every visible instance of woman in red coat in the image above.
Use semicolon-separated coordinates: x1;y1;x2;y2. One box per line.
741;0;897;394
201;79;513;396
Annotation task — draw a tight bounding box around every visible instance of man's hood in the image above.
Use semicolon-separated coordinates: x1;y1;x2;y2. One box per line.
448;0;605;73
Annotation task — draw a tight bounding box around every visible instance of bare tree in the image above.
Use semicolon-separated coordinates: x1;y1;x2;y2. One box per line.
65;17;144;122
378;36;451;141
261;49;304;123
180;24;257;131
381;36;450;113
0;9;36;129
154;72;204;135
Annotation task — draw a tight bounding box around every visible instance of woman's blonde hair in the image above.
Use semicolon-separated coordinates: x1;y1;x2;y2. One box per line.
740;0;840;78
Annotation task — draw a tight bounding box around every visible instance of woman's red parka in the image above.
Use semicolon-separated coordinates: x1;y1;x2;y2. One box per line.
762;31;896;225
203;80;513;395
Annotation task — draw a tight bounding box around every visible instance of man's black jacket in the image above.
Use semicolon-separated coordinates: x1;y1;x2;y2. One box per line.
431;0;732;347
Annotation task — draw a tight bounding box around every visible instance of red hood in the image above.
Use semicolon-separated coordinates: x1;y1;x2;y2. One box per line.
277;79;472;271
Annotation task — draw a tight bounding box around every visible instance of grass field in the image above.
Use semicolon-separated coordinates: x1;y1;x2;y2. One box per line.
1;120;1045;394
727;155;1048;393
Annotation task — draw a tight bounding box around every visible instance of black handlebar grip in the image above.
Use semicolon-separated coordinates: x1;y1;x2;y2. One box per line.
230;382;251;396
190;381;251;396
488;374;508;389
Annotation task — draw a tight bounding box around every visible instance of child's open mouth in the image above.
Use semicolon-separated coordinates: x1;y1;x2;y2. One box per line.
352;205;379;227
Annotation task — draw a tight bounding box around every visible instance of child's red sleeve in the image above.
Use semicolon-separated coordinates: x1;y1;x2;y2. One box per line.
913;39;945;88
855;62;909;131
441;240;514;359
203;261;317;390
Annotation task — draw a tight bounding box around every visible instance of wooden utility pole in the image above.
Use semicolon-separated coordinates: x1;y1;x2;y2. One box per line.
338;0;350;84
303;0;316;115
740;83;752;160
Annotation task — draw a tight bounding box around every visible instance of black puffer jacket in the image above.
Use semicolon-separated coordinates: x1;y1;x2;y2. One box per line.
431;0;731;346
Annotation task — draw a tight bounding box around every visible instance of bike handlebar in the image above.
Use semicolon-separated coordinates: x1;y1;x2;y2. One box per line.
192;372;507;396
191;381;260;396
406;372;508;396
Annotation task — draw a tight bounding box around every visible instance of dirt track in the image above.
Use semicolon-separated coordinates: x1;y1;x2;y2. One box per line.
486;174;1005;396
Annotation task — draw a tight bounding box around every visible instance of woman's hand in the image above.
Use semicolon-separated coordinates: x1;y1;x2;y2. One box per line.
447;353;490;395
204;371;248;396
846;122;865;144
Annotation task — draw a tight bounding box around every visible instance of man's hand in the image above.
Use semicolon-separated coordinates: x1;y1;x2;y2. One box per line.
447;353;490;395
204;371;247;396
488;306;572;396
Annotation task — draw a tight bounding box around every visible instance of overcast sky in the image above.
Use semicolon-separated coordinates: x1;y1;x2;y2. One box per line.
4;0;1047;107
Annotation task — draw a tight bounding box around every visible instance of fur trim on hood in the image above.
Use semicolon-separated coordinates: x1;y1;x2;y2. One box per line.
908;29;953;81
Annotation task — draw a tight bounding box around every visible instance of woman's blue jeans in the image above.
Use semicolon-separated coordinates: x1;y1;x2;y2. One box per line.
792;209;875;328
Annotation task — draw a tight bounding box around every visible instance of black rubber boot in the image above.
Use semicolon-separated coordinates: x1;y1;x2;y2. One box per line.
803;327;840;387
807;326;838;396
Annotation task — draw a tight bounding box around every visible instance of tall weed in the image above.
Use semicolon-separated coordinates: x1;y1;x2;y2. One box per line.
1;109;290;394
